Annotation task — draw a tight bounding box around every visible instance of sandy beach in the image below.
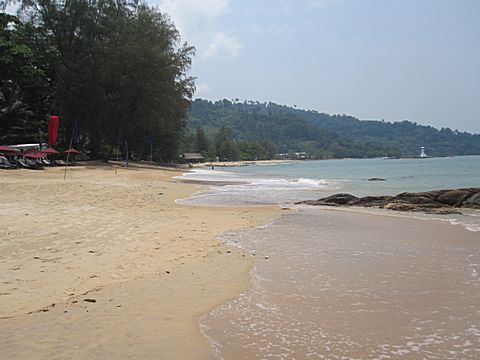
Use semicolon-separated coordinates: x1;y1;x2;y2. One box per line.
0;164;280;359
192;159;291;168
1;163;479;359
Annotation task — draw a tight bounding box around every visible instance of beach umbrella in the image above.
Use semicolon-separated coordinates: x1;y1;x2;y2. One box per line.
0;145;18;154
24;151;44;158
23;148;37;154
64;148;80;154
41;147;59;154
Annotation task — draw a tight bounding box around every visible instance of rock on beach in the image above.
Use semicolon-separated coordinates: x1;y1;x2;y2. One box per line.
296;188;480;214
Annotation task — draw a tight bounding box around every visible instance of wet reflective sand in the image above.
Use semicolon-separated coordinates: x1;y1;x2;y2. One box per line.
201;209;480;359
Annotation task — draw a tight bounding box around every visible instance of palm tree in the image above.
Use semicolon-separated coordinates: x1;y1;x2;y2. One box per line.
0;85;33;142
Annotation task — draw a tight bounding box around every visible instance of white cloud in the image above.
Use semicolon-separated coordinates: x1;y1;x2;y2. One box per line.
162;0;228;18
309;0;337;9
159;0;228;31
195;83;211;97
158;0;241;59
203;32;242;59
4;2;19;14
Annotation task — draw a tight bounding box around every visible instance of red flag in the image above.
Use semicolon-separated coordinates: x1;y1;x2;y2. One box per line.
48;116;60;145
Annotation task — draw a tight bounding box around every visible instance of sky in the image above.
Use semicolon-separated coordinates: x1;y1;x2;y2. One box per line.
155;0;480;133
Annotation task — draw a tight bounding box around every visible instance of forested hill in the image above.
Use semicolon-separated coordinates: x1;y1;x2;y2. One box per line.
187;99;480;158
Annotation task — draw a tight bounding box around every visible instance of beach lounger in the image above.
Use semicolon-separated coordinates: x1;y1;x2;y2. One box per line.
55;160;67;166
19;159;44;170
0;156;16;169
41;159;52;166
18;159;33;169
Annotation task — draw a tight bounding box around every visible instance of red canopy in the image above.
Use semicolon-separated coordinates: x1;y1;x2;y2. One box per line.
64;148;80;154
41;147;59;154
0;145;18;153
24;151;44;158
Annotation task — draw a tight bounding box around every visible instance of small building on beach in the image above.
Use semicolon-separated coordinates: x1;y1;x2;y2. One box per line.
10;143;48;153
181;153;204;163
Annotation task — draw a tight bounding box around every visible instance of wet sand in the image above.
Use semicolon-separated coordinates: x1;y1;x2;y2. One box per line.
202;208;480;359
0;165;280;359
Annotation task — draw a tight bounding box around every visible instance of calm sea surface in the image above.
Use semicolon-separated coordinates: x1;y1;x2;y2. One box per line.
178;155;480;206
176;156;480;359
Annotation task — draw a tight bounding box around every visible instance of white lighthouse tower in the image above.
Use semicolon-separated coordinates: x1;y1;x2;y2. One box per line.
420;146;427;158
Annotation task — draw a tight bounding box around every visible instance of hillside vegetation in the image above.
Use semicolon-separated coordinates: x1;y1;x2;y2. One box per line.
186;99;480;159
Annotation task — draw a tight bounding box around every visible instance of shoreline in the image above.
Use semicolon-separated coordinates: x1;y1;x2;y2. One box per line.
2;163;478;358
201;207;480;359
192;159;292;168
0;165;281;359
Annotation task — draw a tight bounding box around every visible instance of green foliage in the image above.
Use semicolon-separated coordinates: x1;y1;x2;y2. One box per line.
2;2;194;161
186;99;401;159
184;124;277;161
262;103;480;157
194;126;214;158
0;14;51;143
187;99;480;159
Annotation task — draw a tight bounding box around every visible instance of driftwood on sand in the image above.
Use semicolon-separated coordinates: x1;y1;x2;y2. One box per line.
296;188;480;215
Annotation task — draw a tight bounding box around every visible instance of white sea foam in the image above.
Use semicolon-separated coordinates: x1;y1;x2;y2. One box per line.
173;168;244;182
448;218;480;232
177;170;329;189
177;168;480;232
175;168;333;206
292;177;329;187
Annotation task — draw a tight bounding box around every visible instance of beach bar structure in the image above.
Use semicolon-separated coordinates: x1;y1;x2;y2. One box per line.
8;143;48;159
182;153;204;164
9;143;48;153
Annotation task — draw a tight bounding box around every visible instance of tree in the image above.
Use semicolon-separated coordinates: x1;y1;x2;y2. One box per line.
214;125;239;160
187;98;480;158
0;85;33;143
0;13;51;143
13;0;195;160
195;126;211;157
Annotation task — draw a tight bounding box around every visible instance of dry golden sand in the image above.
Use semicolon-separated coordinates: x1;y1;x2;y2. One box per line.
0;164;280;360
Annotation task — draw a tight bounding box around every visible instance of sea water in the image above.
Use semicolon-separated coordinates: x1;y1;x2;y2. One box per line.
177;156;480;232
177;156;480;205
176;156;480;359
201;210;480;360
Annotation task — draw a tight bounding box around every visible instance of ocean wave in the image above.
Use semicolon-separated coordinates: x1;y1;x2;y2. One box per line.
176;169;330;190
292;177;329;187
448;219;480;232
173;168;243;182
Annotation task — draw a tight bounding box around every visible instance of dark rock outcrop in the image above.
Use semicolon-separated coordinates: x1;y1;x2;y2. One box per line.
296;188;480;214
368;178;386;181
302;193;358;206
463;193;480;209
350;196;394;207
437;190;470;206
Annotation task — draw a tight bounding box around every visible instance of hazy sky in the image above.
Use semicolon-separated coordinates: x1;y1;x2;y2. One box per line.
156;0;480;133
